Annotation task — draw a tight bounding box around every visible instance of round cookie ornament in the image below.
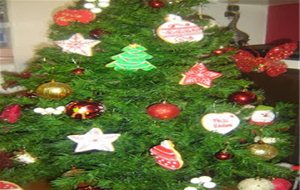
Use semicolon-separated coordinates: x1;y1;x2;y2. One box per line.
0;181;23;190
157;14;204;44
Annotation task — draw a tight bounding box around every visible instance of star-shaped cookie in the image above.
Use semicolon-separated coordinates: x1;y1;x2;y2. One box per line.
55;33;100;56
179;63;222;88
67;128;120;152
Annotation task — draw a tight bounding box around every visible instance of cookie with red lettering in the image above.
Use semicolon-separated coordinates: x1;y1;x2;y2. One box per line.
150;140;183;170
53;9;95;26
0;181;23;190
156;14;204;44
201;112;240;134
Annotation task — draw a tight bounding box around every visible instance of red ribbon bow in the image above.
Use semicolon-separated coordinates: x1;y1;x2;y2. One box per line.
233;43;297;77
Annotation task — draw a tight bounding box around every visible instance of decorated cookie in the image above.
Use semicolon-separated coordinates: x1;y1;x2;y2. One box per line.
55;33;100;56
53;9;95;26
150;140;183;170
157;14;204;44
201;112;240;134
249;105;275;126
0;181;23;190
179;63;222;88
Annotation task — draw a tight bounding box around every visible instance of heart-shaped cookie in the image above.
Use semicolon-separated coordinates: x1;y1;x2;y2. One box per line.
201;112;240;134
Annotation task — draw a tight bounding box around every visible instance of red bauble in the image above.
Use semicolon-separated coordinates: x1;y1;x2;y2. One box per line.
229;91;257;105
271;178;292;190
212;47;236;55
71;67;85;75
89;28;106;39
149;0;165;8
215;150;233;160
147;102;180;120
65;100;105;119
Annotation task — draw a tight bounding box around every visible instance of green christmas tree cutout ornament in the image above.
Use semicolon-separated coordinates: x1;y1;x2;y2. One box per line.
106;44;156;71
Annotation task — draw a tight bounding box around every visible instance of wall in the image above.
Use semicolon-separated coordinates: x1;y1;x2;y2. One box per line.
266;3;299;44
6;0;71;72
6;1;269;72
203;3;268;45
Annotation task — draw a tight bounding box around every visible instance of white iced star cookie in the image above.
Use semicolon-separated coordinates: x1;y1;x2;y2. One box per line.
55;33;100;56
67;128;120;152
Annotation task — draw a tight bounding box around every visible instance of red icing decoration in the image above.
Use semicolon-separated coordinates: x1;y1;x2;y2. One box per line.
179;63;222;88
233;43;297;77
0;104;21;124
53;9;95;26
150;141;183;170
0;181;23;190
271;178;292;190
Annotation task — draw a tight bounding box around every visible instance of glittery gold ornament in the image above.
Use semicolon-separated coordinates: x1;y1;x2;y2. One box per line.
248;143;278;160
36;80;72;99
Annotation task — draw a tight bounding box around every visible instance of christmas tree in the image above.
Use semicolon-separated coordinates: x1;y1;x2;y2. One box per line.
0;0;298;190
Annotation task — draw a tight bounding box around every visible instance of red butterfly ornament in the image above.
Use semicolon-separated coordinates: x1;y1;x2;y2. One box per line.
233;43;297;77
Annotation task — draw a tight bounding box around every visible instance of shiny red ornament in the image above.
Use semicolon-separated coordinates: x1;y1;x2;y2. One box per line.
71;67;85;75
229;91;257;105
233;43;297;77
147;102;180;120
271;178;292;190
0;104;21;124
212;47;236;55
149;0;165;8
65;100;105;119
215;150;233;160
89;28;106;39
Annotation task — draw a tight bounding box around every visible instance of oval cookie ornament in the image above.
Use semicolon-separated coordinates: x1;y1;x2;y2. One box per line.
201;112;240;134
157;14;204;44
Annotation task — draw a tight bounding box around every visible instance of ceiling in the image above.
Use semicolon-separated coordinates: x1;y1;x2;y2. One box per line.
211;0;299;5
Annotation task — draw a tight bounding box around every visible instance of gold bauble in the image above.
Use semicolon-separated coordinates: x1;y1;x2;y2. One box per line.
36;80;72;99
248;143;278;160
